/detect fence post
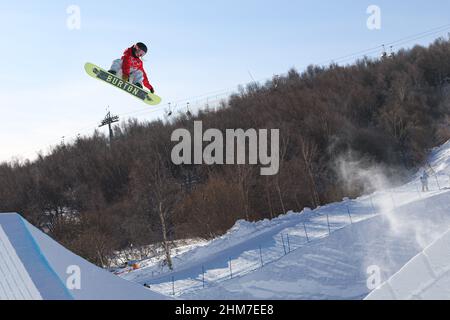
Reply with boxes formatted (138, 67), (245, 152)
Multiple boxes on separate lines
(303, 221), (310, 243)
(172, 276), (175, 296)
(281, 234), (287, 255)
(434, 173), (441, 190)
(347, 205), (353, 225)
(326, 213), (331, 235)
(229, 258), (233, 279)
(202, 265), (205, 288)
(259, 245), (264, 268)
(428, 163), (441, 190)
(287, 234), (291, 253)
(370, 195), (376, 215)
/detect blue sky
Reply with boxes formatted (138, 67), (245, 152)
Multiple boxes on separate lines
(1, 1), (450, 162)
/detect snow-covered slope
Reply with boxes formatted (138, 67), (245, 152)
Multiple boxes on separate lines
(0, 212), (168, 300)
(365, 229), (450, 300)
(0, 214), (69, 300)
(119, 140), (450, 299)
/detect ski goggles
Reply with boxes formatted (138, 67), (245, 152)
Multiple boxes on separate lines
(134, 45), (147, 57)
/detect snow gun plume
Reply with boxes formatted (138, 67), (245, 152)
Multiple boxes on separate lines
(335, 151), (394, 196)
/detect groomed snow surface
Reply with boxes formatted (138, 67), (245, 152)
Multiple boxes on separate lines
(365, 229), (450, 300)
(0, 213), (168, 300)
(118, 140), (450, 300)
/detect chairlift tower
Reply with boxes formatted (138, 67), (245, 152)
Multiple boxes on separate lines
(99, 110), (119, 143)
(381, 44), (388, 59)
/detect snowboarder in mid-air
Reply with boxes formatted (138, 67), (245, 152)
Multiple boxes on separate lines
(84, 42), (161, 105)
(108, 42), (155, 93)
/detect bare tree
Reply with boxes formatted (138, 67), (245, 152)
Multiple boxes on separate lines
(299, 136), (320, 207)
(264, 176), (275, 219)
(233, 165), (254, 221)
(273, 129), (290, 214)
(146, 153), (180, 270)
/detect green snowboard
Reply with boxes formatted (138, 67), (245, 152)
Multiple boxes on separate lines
(84, 62), (161, 106)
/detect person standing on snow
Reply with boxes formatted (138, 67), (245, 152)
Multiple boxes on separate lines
(108, 42), (155, 93)
(420, 170), (429, 192)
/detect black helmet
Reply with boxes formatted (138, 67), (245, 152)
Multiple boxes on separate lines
(136, 42), (148, 53)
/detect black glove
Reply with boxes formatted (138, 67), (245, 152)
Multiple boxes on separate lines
(150, 88), (155, 94)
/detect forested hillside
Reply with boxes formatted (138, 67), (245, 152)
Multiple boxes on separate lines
(1, 38), (450, 266)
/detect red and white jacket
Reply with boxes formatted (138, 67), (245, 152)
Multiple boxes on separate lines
(121, 47), (153, 91)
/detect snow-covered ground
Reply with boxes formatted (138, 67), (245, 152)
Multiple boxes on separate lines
(110, 238), (210, 272)
(118, 141), (450, 299)
(0, 212), (168, 300)
(366, 228), (450, 300)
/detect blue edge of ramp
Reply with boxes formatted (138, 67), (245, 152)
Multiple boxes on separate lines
(0, 213), (73, 300)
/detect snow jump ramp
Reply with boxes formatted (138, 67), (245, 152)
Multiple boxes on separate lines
(365, 228), (450, 300)
(0, 212), (168, 300)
